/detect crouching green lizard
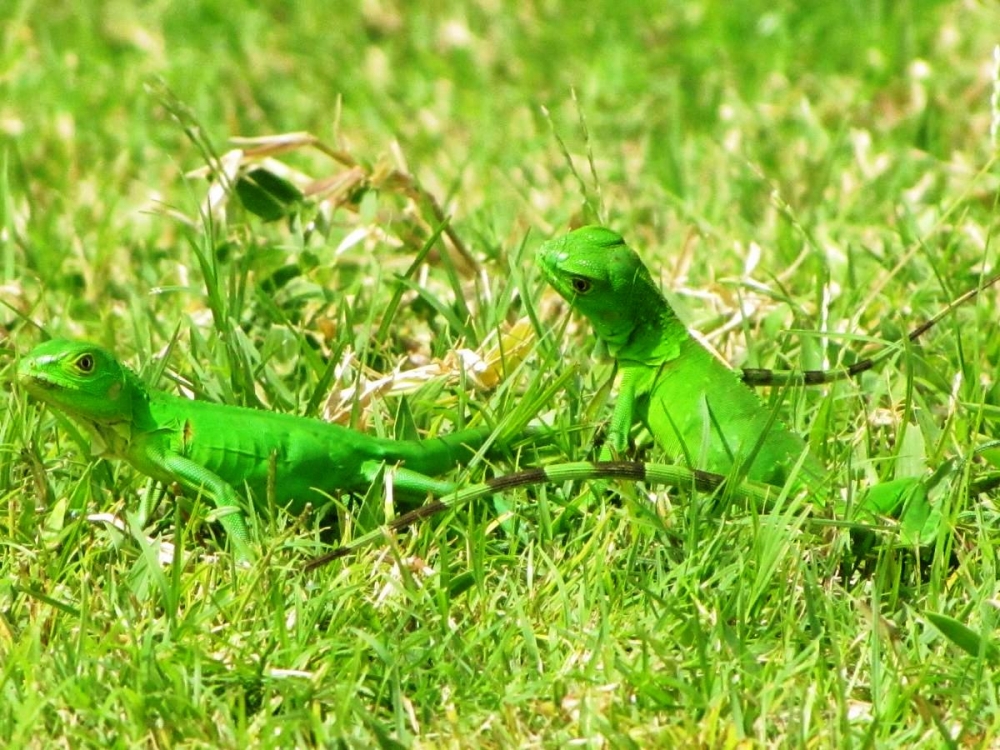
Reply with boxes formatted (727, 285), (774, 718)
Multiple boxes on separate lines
(18, 339), (506, 561)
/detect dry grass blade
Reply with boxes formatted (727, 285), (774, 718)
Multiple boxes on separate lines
(184, 130), (481, 275)
(323, 317), (535, 424)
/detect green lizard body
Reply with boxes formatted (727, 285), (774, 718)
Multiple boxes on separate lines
(19, 339), (498, 560)
(538, 226), (826, 491)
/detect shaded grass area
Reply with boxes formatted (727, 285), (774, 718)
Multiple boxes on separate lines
(2, 0), (1000, 745)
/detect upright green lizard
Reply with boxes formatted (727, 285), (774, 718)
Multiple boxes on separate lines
(18, 339), (506, 561)
(538, 226), (1000, 512)
(538, 225), (826, 491)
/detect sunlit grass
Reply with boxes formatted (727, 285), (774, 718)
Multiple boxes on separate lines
(2, 0), (1000, 746)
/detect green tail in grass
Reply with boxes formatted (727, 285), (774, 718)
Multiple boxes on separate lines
(304, 460), (782, 570)
(302, 458), (947, 570)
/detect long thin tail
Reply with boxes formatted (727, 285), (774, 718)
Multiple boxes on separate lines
(741, 269), (1000, 386)
(303, 461), (779, 571)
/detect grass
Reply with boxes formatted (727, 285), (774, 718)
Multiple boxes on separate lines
(3, 0), (1000, 746)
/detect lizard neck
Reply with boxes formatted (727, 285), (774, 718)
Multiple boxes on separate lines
(86, 368), (154, 458)
(604, 297), (686, 366)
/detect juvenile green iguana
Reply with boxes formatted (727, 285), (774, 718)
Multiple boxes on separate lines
(18, 339), (509, 561)
(539, 225), (827, 490)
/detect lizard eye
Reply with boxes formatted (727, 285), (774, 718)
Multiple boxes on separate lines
(570, 277), (592, 294)
(75, 354), (95, 373)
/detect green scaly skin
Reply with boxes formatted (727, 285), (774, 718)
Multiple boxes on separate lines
(19, 339), (503, 561)
(538, 225), (827, 492)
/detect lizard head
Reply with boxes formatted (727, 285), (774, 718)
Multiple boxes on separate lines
(18, 339), (135, 425)
(537, 226), (664, 349)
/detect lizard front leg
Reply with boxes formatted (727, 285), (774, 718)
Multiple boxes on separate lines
(601, 366), (639, 460)
(154, 450), (256, 562)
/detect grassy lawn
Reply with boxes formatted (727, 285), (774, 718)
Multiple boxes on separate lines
(3, 0), (1000, 746)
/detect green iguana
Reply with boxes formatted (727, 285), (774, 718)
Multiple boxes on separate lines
(538, 225), (827, 490)
(538, 226), (1000, 517)
(18, 339), (508, 561)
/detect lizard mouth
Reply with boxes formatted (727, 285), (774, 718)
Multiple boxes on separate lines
(18, 372), (63, 397)
(19, 372), (47, 387)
